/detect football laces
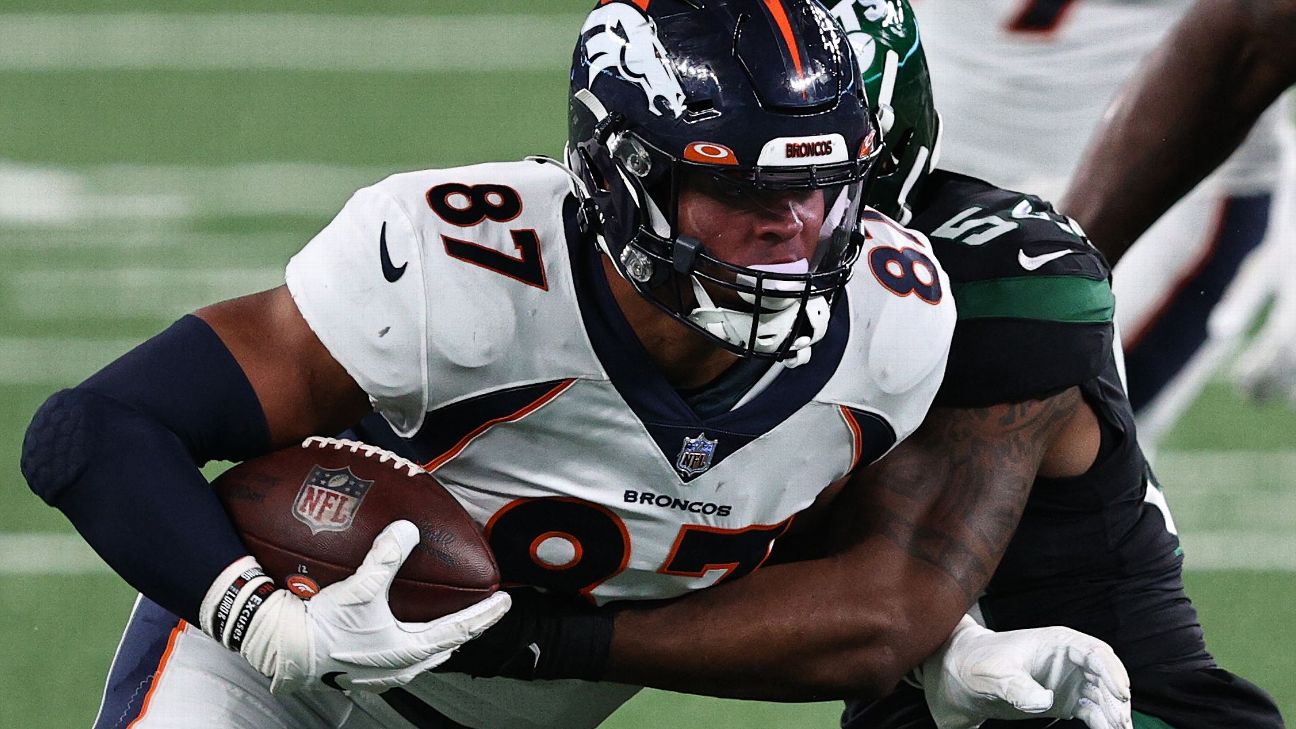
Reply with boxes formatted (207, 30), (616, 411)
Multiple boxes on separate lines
(301, 436), (426, 478)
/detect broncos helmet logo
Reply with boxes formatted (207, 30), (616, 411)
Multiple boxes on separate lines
(581, 3), (686, 118)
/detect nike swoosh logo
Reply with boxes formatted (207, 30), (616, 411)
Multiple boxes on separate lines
(1018, 248), (1076, 271)
(379, 222), (407, 282)
(321, 671), (348, 691)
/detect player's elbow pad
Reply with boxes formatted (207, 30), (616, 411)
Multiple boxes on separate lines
(21, 314), (272, 504)
(21, 388), (103, 505)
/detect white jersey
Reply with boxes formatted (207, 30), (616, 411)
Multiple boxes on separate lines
(282, 160), (956, 728)
(915, 0), (1285, 201)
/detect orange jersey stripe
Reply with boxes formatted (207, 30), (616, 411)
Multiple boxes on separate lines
(838, 405), (864, 472)
(421, 379), (577, 471)
(762, 0), (804, 77)
(126, 620), (187, 729)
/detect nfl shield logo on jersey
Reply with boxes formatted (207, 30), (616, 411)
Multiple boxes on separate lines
(676, 433), (718, 477)
(293, 465), (374, 535)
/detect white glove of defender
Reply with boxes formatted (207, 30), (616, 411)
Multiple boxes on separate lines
(238, 520), (511, 695)
(920, 614), (1133, 729)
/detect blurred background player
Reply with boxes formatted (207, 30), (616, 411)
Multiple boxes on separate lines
(912, 0), (1296, 455)
(827, 1), (1287, 725)
(1062, 0), (1296, 414)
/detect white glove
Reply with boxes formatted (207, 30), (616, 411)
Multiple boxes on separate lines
(206, 520), (511, 695)
(920, 614), (1132, 729)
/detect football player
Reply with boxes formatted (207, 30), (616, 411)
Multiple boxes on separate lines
(1061, 0), (1296, 410)
(828, 1), (1285, 726)
(913, 0), (1296, 454)
(20, 2), (1131, 729)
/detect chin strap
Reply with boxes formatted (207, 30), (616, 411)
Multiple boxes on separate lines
(686, 273), (830, 368)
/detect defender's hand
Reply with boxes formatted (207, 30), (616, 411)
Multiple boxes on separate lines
(920, 615), (1132, 729)
(239, 520), (511, 694)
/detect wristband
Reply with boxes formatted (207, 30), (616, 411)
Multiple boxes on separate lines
(200, 555), (276, 649)
(437, 589), (614, 681)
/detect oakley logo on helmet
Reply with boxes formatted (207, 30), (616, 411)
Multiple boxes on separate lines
(581, 3), (686, 118)
(683, 142), (739, 166)
(758, 134), (849, 166)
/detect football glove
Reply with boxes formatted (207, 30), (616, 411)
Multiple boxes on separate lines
(919, 614), (1132, 729)
(202, 520), (511, 694)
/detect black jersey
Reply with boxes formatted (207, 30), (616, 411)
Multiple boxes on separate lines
(909, 170), (1210, 671)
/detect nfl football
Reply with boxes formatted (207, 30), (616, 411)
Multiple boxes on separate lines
(211, 436), (499, 623)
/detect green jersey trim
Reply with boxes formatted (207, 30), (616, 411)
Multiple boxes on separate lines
(952, 276), (1114, 324)
(1133, 711), (1178, 729)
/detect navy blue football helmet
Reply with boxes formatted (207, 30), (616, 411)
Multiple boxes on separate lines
(566, 0), (880, 364)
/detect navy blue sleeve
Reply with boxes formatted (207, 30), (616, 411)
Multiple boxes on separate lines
(21, 315), (271, 624)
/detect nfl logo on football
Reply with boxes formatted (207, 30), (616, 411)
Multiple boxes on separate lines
(293, 465), (374, 535)
(676, 433), (718, 477)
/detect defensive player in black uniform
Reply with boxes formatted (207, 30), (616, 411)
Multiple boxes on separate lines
(832, 1), (1285, 726)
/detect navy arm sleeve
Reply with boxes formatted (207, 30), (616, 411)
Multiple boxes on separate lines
(20, 315), (270, 624)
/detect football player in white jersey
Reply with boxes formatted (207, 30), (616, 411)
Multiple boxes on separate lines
(22, 2), (1132, 729)
(914, 0), (1296, 453)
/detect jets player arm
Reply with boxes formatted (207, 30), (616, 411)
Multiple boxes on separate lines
(602, 390), (1081, 701)
(1062, 0), (1296, 263)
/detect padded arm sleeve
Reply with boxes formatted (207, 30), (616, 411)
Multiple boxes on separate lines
(20, 315), (270, 623)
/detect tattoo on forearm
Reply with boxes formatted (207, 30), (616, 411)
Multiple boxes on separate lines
(870, 389), (1083, 601)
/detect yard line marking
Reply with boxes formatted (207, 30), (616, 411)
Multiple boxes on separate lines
(0, 336), (160, 385)
(1179, 532), (1296, 572)
(0, 159), (387, 225)
(0, 534), (109, 575)
(0, 229), (308, 251)
(0, 13), (583, 72)
(1153, 450), (1296, 530)
(5, 267), (284, 322)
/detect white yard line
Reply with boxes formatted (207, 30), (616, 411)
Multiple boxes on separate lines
(0, 13), (583, 72)
(0, 533), (109, 575)
(0, 229), (309, 251)
(0, 160), (387, 225)
(2, 450), (1294, 575)
(4, 267), (284, 323)
(0, 336), (155, 385)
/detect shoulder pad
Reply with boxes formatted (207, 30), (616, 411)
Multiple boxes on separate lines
(910, 171), (1114, 326)
(823, 210), (955, 444)
(287, 160), (586, 435)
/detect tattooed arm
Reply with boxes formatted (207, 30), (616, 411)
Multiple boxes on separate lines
(601, 387), (1087, 701)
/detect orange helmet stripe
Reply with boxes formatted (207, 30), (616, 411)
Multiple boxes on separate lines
(761, 0), (804, 77)
(600, 0), (650, 9)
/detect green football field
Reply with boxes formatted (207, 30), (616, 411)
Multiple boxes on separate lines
(1, 3), (1292, 727)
